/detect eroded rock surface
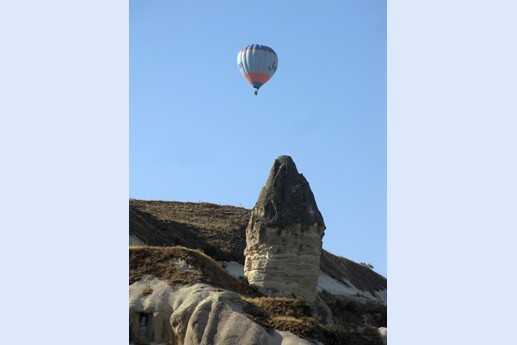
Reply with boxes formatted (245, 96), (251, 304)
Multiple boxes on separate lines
(129, 276), (320, 345)
(244, 156), (325, 302)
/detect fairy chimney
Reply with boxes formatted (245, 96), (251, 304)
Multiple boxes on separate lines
(244, 155), (325, 302)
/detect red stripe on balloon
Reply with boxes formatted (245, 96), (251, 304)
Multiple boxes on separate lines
(246, 73), (270, 84)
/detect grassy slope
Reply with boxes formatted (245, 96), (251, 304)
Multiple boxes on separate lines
(129, 246), (257, 296)
(130, 199), (248, 263)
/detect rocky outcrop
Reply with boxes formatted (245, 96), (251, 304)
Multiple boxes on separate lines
(128, 199), (387, 301)
(244, 156), (325, 302)
(129, 276), (321, 345)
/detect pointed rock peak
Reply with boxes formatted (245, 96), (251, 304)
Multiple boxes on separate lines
(269, 155), (299, 178)
(274, 155), (297, 169)
(255, 155), (325, 228)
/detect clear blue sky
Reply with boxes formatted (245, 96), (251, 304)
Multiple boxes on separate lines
(130, 0), (386, 277)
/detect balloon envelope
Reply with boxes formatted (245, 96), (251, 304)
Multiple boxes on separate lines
(237, 44), (278, 91)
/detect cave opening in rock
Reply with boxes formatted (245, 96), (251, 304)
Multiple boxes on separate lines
(130, 312), (153, 345)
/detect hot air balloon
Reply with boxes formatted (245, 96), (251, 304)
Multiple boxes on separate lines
(237, 44), (278, 95)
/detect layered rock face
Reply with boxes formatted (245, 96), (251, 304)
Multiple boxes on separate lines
(244, 156), (325, 302)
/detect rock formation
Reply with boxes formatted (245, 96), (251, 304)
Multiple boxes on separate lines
(244, 155), (325, 302)
(129, 198), (388, 304)
(129, 277), (320, 345)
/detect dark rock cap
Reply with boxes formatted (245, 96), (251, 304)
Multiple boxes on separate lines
(254, 155), (325, 227)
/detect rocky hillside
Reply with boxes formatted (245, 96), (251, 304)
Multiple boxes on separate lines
(129, 199), (386, 295)
(130, 245), (387, 344)
(129, 199), (387, 344)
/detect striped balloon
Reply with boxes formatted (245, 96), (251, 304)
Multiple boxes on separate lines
(237, 44), (278, 95)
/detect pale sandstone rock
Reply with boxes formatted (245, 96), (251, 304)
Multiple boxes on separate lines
(244, 156), (325, 302)
(129, 277), (320, 345)
(378, 327), (387, 345)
